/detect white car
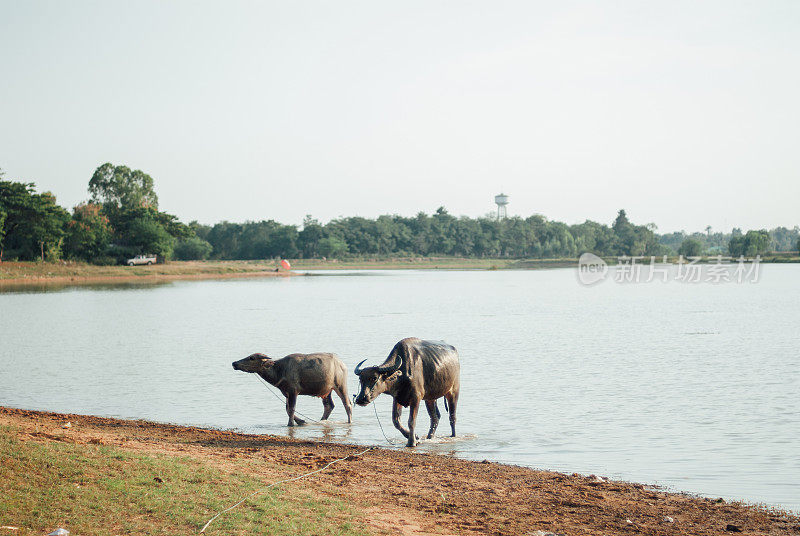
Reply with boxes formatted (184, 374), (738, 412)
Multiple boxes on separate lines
(127, 254), (157, 266)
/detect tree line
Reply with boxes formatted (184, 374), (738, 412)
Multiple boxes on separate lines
(1, 164), (797, 263)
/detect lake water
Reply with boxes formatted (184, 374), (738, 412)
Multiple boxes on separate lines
(1, 267), (798, 512)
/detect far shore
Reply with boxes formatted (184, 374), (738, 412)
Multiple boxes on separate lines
(0, 257), (560, 287)
(0, 260), (297, 287)
(1, 255), (798, 288)
(1, 406), (796, 535)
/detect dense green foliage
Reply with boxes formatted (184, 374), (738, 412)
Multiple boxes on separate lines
(0, 165), (797, 263)
(0, 179), (69, 261)
(63, 202), (112, 260)
(1, 165), (193, 263)
(192, 209), (665, 260)
(88, 163), (159, 209)
(191, 209), (797, 260)
(728, 230), (771, 257)
(678, 238), (703, 257)
(173, 236), (214, 260)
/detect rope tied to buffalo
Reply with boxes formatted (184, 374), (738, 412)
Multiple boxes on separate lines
(253, 374), (322, 424)
(255, 373), (398, 445)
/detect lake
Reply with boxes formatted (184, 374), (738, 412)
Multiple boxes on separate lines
(1, 266), (798, 512)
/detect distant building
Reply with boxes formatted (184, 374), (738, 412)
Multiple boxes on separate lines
(495, 193), (509, 219)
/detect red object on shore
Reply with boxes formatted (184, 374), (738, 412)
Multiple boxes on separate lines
(280, 259), (291, 270)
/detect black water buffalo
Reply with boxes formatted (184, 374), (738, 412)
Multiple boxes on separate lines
(232, 352), (353, 426)
(354, 337), (460, 447)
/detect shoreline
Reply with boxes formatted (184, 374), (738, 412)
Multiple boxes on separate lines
(0, 260), (299, 288)
(0, 258), (547, 288)
(0, 268), (297, 288)
(2, 256), (798, 288)
(0, 255), (800, 288)
(1, 406), (796, 535)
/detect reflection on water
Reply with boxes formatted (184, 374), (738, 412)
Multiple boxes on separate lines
(284, 421), (354, 443)
(0, 280), (172, 294)
(1, 267), (799, 512)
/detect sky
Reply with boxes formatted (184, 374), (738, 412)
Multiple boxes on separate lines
(1, 1), (798, 233)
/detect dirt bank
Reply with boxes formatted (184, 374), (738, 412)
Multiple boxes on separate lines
(1, 407), (796, 535)
(0, 260), (297, 288)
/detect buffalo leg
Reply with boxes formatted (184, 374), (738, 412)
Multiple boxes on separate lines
(321, 393), (335, 420)
(424, 400), (440, 439)
(333, 385), (353, 423)
(445, 391), (458, 437)
(391, 401), (411, 439)
(406, 398), (420, 447)
(285, 393), (305, 426)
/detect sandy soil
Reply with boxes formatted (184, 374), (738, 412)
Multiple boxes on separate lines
(1, 407), (797, 536)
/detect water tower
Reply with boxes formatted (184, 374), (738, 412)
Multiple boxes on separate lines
(495, 193), (509, 220)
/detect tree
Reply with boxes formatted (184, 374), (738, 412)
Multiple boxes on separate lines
(0, 207), (6, 262)
(125, 216), (175, 257)
(298, 215), (325, 258)
(188, 221), (212, 241)
(317, 236), (348, 258)
(769, 226), (800, 251)
(0, 181), (35, 261)
(430, 207), (457, 254)
(32, 192), (70, 261)
(100, 204), (190, 261)
(88, 163), (159, 209)
(64, 202), (112, 261)
(0, 171), (4, 260)
(608, 209), (662, 256)
(678, 238), (703, 257)
(0, 181), (69, 261)
(205, 221), (243, 259)
(729, 230), (771, 257)
(173, 236), (213, 260)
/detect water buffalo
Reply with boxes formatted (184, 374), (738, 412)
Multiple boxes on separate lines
(354, 337), (460, 447)
(232, 352), (353, 426)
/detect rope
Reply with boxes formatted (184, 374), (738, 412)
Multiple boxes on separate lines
(253, 375), (322, 424)
(198, 375), (423, 533)
(256, 374), (401, 445)
(373, 401), (402, 446)
(199, 445), (375, 533)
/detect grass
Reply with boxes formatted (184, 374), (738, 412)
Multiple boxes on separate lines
(0, 426), (370, 536)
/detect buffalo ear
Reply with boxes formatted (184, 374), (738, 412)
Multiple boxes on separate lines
(384, 369), (409, 381)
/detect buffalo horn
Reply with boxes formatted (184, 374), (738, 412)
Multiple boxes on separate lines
(354, 359), (368, 375)
(376, 354), (402, 375)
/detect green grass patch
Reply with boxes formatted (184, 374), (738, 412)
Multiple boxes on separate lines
(0, 427), (370, 536)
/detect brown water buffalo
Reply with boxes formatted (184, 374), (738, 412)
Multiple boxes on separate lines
(232, 352), (353, 426)
(354, 337), (460, 447)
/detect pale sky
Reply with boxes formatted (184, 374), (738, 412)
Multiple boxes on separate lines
(1, 1), (798, 233)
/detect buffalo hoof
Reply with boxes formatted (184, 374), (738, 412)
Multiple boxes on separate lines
(294, 418), (306, 425)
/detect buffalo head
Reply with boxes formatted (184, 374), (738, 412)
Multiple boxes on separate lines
(353, 356), (403, 406)
(232, 353), (274, 374)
